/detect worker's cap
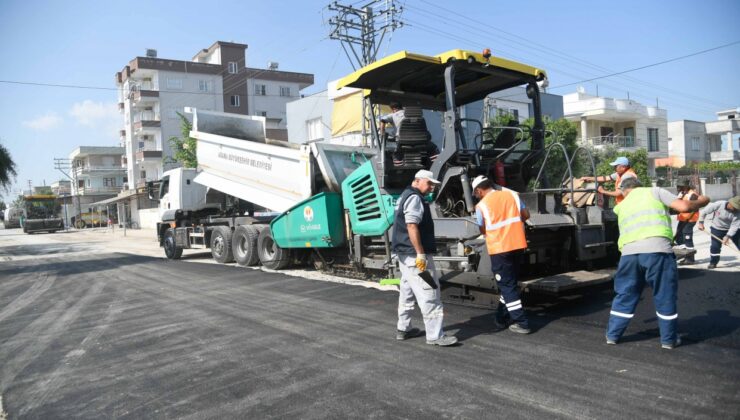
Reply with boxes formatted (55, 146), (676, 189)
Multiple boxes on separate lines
(471, 175), (489, 190)
(729, 196), (740, 209)
(414, 169), (441, 184)
(609, 156), (630, 166)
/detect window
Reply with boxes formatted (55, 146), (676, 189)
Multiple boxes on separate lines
(254, 83), (266, 96)
(230, 95), (240, 107)
(103, 178), (116, 187)
(140, 170), (147, 179)
(86, 179), (91, 187)
(78, 180), (85, 188)
(691, 136), (701, 151)
(280, 86), (291, 97)
(648, 128), (659, 152)
(138, 141), (145, 150)
(228, 61), (238, 74)
(257, 111), (267, 117)
(497, 108), (518, 121)
(306, 118), (323, 141)
(159, 176), (169, 199)
(623, 127), (635, 147)
(198, 80), (210, 92)
(166, 78), (182, 89)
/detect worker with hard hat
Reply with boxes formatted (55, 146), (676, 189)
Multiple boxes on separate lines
(580, 156), (637, 205)
(471, 175), (531, 334)
(606, 177), (709, 349)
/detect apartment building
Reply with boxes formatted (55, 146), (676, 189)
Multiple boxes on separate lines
(115, 41), (314, 192)
(657, 108), (739, 168)
(69, 146), (126, 198)
(50, 180), (71, 197)
(563, 88), (669, 174)
(705, 108), (740, 162)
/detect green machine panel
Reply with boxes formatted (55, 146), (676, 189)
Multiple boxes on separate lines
(341, 161), (394, 236)
(271, 192), (345, 248)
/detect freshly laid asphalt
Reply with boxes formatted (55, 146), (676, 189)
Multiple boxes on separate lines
(0, 230), (738, 419)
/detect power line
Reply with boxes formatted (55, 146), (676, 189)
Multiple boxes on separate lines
(549, 40), (740, 89)
(406, 1), (736, 112)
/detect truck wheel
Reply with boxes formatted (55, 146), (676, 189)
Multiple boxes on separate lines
(210, 226), (234, 264)
(233, 225), (260, 266)
(164, 228), (183, 260)
(257, 226), (291, 270)
(75, 220), (86, 229)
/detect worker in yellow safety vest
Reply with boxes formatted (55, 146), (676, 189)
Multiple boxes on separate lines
(472, 175), (531, 334)
(606, 177), (709, 349)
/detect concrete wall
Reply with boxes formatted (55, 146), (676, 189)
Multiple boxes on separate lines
(249, 79), (304, 130)
(286, 92), (332, 144)
(137, 208), (159, 229)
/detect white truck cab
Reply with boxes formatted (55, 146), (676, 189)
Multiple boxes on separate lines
(158, 168), (220, 220)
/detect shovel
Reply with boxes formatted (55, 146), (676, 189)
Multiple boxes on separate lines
(418, 270), (438, 289)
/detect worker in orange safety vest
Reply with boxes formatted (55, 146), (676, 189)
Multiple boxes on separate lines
(472, 175), (531, 334)
(580, 156), (636, 205)
(673, 179), (700, 265)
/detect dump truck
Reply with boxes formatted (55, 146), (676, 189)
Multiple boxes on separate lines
(153, 49), (623, 307)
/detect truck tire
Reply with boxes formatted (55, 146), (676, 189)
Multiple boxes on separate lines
(210, 226), (234, 264)
(257, 226), (291, 270)
(74, 219), (86, 229)
(163, 228), (183, 260)
(233, 225), (260, 266)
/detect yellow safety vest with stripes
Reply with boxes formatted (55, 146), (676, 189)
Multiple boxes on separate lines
(613, 187), (673, 251)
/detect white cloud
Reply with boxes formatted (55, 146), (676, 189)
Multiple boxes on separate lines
(22, 112), (63, 131)
(69, 100), (118, 127)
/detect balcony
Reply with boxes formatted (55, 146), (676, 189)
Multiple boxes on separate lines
(73, 165), (126, 177)
(133, 114), (161, 132)
(119, 129), (126, 137)
(705, 119), (740, 134)
(75, 186), (123, 196)
(131, 89), (160, 104)
(710, 150), (740, 161)
(121, 156), (128, 168)
(136, 150), (163, 162)
(580, 135), (638, 150)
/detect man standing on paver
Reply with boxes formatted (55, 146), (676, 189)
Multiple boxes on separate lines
(697, 195), (740, 269)
(580, 156), (636, 205)
(471, 175), (531, 334)
(391, 170), (458, 346)
(606, 177), (709, 349)
(674, 179), (700, 265)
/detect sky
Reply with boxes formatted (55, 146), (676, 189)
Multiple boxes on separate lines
(1, 0), (739, 201)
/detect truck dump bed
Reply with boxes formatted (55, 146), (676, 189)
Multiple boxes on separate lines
(190, 108), (376, 213)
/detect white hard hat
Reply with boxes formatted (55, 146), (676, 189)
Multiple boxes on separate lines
(414, 169), (441, 184)
(471, 175), (488, 190)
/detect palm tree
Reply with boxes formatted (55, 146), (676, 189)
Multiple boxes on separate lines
(0, 142), (17, 191)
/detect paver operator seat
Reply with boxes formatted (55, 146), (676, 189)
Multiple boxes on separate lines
(394, 106), (431, 169)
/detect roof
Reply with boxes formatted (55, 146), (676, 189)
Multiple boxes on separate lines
(335, 49), (546, 110)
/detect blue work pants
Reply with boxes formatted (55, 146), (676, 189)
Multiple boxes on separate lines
(491, 252), (529, 329)
(709, 227), (740, 265)
(606, 253), (678, 345)
(674, 221), (695, 248)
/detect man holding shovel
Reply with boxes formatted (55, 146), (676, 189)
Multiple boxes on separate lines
(698, 195), (740, 269)
(674, 180), (700, 265)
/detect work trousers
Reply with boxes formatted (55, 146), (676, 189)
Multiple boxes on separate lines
(396, 254), (444, 341)
(675, 221), (696, 248)
(491, 251), (529, 329)
(709, 227), (740, 265)
(606, 253), (678, 345)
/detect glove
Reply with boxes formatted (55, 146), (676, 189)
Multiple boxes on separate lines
(415, 254), (427, 272)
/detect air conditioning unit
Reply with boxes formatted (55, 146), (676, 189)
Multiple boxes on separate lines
(268, 61), (279, 70)
(146, 49), (157, 58)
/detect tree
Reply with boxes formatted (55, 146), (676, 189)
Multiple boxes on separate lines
(0, 141), (17, 192)
(167, 112), (197, 168)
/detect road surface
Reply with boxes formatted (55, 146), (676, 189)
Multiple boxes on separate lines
(0, 227), (738, 419)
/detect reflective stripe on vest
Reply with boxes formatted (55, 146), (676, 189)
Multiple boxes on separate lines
(476, 188), (527, 255)
(614, 169), (636, 204)
(613, 188), (673, 250)
(677, 190), (699, 222)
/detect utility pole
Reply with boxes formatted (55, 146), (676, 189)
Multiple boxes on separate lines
(54, 158), (81, 228)
(327, 0), (403, 146)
